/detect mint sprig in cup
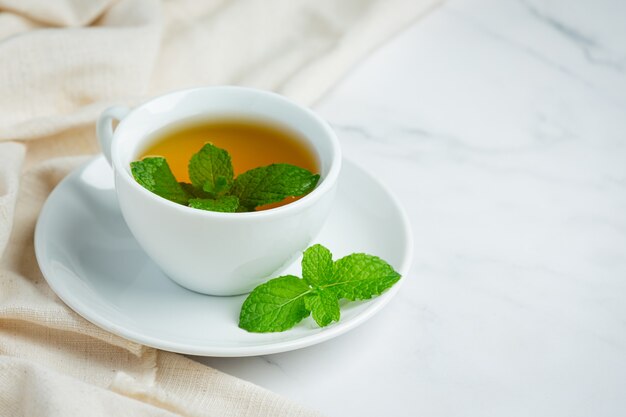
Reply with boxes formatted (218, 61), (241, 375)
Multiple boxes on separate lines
(130, 143), (320, 213)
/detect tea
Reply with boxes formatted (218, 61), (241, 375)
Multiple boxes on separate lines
(140, 117), (319, 210)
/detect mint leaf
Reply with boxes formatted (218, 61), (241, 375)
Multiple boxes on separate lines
(231, 164), (320, 210)
(325, 253), (401, 300)
(239, 275), (311, 332)
(188, 143), (234, 195)
(304, 288), (340, 327)
(179, 182), (212, 199)
(131, 157), (190, 205)
(189, 196), (239, 213)
(302, 244), (334, 286)
(205, 176), (230, 195)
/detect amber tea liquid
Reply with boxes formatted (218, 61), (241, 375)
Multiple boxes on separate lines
(140, 118), (319, 210)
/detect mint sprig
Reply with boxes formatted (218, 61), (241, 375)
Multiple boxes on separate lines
(131, 143), (319, 212)
(239, 244), (401, 333)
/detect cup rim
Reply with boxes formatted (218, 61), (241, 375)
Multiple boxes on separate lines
(111, 86), (342, 219)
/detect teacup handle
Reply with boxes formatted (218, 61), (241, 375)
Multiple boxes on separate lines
(96, 106), (131, 166)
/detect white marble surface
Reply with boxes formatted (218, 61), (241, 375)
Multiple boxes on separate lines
(196, 0), (626, 415)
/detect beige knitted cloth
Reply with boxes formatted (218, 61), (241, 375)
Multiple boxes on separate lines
(0, 0), (438, 415)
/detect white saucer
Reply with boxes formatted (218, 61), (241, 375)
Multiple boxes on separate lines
(34, 156), (413, 357)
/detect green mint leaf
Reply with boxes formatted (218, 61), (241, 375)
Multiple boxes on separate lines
(325, 253), (401, 301)
(188, 143), (234, 195)
(304, 288), (340, 327)
(302, 244), (334, 286)
(203, 175), (230, 196)
(231, 164), (320, 210)
(239, 275), (312, 333)
(188, 196), (239, 213)
(179, 182), (212, 199)
(131, 157), (190, 205)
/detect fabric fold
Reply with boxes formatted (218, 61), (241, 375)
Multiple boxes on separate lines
(0, 0), (162, 141)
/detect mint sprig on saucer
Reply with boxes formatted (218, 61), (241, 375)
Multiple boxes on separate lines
(239, 244), (401, 333)
(130, 143), (320, 212)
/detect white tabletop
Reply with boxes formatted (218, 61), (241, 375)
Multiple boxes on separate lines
(196, 0), (626, 415)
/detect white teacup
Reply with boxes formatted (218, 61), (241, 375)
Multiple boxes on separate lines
(96, 86), (341, 296)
